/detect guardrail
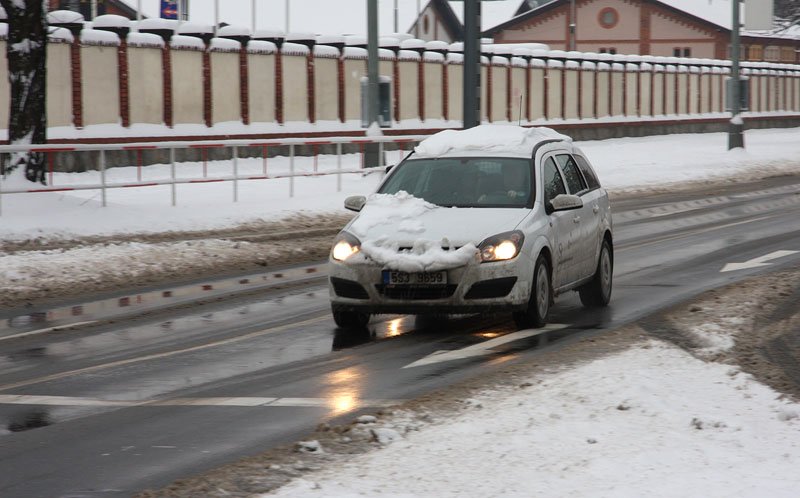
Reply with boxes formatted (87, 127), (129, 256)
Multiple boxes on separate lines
(0, 135), (427, 215)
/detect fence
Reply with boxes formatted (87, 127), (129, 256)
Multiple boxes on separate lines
(2, 30), (800, 136)
(0, 135), (426, 216)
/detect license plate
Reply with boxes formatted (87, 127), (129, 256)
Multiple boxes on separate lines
(382, 270), (447, 285)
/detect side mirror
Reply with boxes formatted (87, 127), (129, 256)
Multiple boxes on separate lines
(344, 195), (366, 212)
(549, 194), (583, 213)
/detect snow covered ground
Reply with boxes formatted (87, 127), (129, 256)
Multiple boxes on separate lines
(1, 127), (798, 307)
(267, 338), (800, 498)
(0, 127), (799, 240)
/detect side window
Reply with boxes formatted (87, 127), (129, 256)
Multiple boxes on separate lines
(542, 157), (567, 204)
(574, 155), (601, 190)
(555, 154), (588, 195)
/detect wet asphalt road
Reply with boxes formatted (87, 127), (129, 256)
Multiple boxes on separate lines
(1, 175), (800, 497)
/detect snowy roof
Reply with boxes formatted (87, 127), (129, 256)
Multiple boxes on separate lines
(448, 0), (526, 31)
(414, 125), (570, 159)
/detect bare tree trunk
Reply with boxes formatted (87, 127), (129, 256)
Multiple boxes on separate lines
(0, 0), (47, 184)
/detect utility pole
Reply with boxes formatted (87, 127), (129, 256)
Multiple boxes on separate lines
(136, 0), (142, 23)
(463, 0), (481, 128)
(252, 0), (256, 33)
(394, 0), (399, 33)
(728, 0), (744, 149)
(90, 0), (97, 20)
(367, 0), (379, 129)
(285, 0), (290, 33)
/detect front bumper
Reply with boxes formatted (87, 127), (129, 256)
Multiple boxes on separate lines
(328, 257), (533, 315)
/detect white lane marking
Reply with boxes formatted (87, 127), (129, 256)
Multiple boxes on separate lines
(0, 394), (402, 408)
(0, 320), (99, 343)
(403, 323), (569, 369)
(0, 315), (329, 392)
(720, 250), (800, 273)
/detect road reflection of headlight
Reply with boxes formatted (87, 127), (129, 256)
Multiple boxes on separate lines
(330, 393), (357, 414)
(387, 318), (402, 337)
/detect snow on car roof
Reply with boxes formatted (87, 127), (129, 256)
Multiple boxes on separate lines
(413, 125), (570, 159)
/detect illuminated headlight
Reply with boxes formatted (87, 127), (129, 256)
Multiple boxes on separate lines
(331, 231), (361, 262)
(478, 231), (525, 262)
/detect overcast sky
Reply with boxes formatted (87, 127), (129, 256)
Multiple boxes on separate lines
(130, 0), (426, 36)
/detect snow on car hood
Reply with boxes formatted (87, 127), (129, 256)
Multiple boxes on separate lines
(347, 192), (529, 271)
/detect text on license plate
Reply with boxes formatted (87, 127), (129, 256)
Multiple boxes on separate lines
(383, 270), (447, 285)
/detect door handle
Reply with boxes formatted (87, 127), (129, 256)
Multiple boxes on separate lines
(593, 205), (600, 214)
(573, 216), (581, 224)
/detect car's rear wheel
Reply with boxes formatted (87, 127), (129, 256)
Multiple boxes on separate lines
(332, 307), (370, 329)
(578, 240), (613, 307)
(513, 255), (550, 329)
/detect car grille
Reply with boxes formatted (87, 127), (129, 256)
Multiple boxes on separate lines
(330, 277), (370, 299)
(375, 284), (458, 300)
(464, 277), (518, 299)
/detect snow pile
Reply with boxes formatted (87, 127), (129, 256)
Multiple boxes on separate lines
(359, 238), (478, 272)
(349, 192), (438, 238)
(127, 32), (164, 48)
(687, 322), (736, 354)
(347, 192), (479, 271)
(414, 125), (570, 158)
(80, 29), (120, 45)
(209, 38), (241, 51)
(0, 239), (258, 299)
(47, 10), (84, 24)
(269, 341), (800, 498)
(217, 25), (251, 37)
(92, 15), (130, 29)
(170, 35), (206, 50)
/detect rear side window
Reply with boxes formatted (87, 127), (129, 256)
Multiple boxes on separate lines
(574, 155), (601, 190)
(542, 157), (567, 204)
(555, 154), (588, 195)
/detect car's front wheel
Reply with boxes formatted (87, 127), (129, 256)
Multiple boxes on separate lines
(578, 239), (613, 307)
(332, 307), (370, 329)
(513, 255), (550, 329)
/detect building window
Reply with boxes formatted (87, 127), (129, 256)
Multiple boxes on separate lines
(423, 15), (430, 35)
(683, 48), (691, 57)
(749, 45), (763, 61)
(764, 46), (780, 61)
(673, 48), (681, 57)
(608, 48), (617, 55)
(597, 7), (619, 29)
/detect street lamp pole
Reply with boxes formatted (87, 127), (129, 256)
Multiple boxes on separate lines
(367, 0), (379, 129)
(463, 0), (482, 128)
(728, 0), (744, 149)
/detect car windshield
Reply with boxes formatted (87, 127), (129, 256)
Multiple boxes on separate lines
(379, 157), (534, 208)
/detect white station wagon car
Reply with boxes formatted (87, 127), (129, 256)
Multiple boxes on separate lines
(328, 125), (613, 329)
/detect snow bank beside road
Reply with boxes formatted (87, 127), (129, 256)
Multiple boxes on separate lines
(269, 340), (800, 498)
(0, 128), (798, 241)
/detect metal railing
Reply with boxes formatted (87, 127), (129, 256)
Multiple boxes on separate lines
(0, 135), (427, 215)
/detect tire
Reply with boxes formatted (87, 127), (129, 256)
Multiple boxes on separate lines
(332, 307), (370, 329)
(513, 255), (551, 329)
(578, 240), (613, 307)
